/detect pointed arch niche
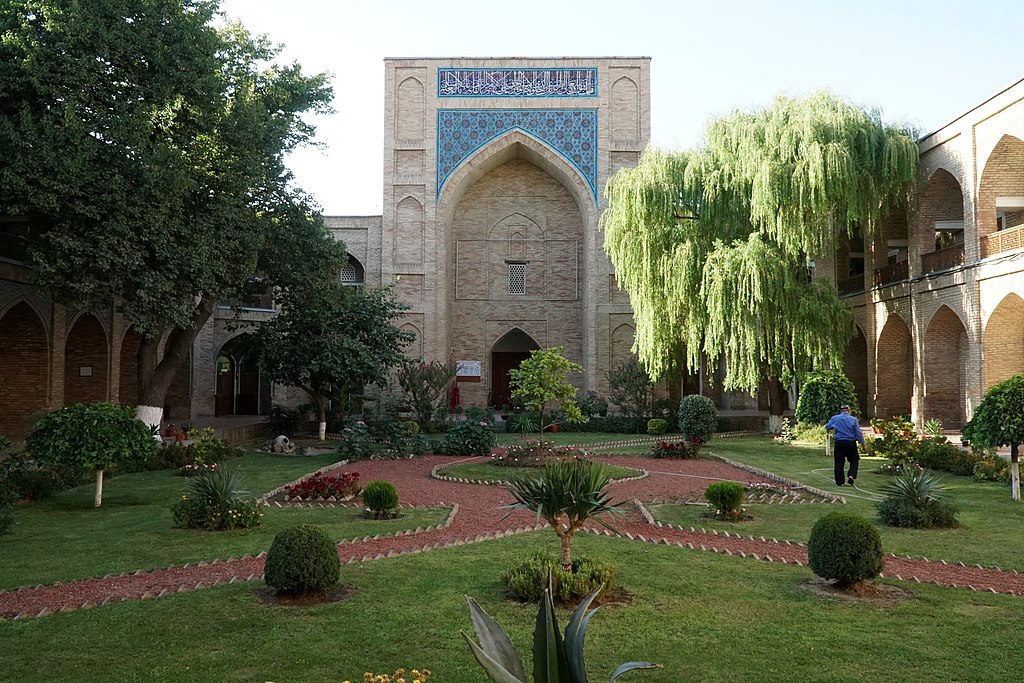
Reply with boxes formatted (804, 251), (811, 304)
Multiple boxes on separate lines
(923, 306), (969, 428)
(979, 134), (1024, 256)
(983, 293), (1024, 389)
(214, 334), (268, 417)
(0, 301), (49, 437)
(842, 326), (869, 417)
(917, 168), (966, 275)
(64, 313), (108, 405)
(874, 315), (913, 420)
(490, 328), (540, 409)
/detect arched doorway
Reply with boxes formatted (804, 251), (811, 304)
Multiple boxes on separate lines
(0, 301), (49, 437)
(843, 326), (870, 417)
(490, 328), (540, 409)
(214, 335), (269, 416)
(923, 306), (969, 428)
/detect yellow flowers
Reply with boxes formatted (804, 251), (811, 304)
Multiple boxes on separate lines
(358, 667), (431, 683)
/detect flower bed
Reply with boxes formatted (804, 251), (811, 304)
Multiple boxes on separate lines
(284, 471), (361, 500)
(651, 438), (702, 459)
(490, 440), (588, 467)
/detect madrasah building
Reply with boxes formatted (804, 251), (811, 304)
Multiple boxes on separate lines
(1, 57), (1023, 437)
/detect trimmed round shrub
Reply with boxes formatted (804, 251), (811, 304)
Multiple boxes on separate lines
(264, 524), (341, 595)
(794, 370), (860, 425)
(362, 479), (399, 519)
(441, 420), (496, 456)
(705, 481), (744, 512)
(501, 552), (616, 603)
(807, 512), (884, 585)
(646, 418), (668, 436)
(678, 395), (718, 444)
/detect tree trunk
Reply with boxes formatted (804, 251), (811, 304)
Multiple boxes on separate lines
(766, 376), (788, 433)
(94, 468), (104, 508)
(316, 394), (327, 442)
(560, 531), (573, 571)
(1011, 444), (1020, 502)
(135, 301), (215, 434)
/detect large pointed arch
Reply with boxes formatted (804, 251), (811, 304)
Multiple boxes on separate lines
(875, 314), (913, 420)
(978, 134), (1024, 250)
(437, 129), (597, 229)
(0, 301), (50, 437)
(923, 305), (970, 427)
(983, 292), (1024, 389)
(917, 167), (966, 274)
(64, 312), (108, 405)
(842, 325), (869, 417)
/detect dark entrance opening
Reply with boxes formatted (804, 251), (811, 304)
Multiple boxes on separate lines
(490, 328), (541, 408)
(214, 335), (270, 416)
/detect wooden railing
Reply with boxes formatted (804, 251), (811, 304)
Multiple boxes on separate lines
(921, 243), (964, 274)
(982, 225), (1024, 258)
(837, 273), (865, 295)
(873, 259), (908, 286)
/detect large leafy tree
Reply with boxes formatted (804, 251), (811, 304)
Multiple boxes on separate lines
(250, 282), (415, 441)
(509, 346), (585, 442)
(962, 373), (1024, 501)
(0, 1), (334, 427)
(602, 91), (918, 427)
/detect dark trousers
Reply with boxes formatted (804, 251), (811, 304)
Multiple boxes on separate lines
(834, 440), (860, 485)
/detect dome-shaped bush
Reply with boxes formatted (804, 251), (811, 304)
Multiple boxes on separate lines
(264, 524), (340, 594)
(362, 479), (399, 519)
(678, 395), (718, 444)
(807, 512), (883, 586)
(705, 481), (744, 512)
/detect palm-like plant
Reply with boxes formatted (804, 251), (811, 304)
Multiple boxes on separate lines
(880, 470), (944, 508)
(506, 459), (624, 571)
(186, 468), (247, 508)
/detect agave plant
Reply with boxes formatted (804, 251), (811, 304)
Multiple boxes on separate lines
(462, 575), (659, 683)
(185, 468), (247, 508)
(881, 470), (944, 508)
(505, 459), (624, 570)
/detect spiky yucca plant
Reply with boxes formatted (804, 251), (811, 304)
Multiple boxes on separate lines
(880, 470), (945, 508)
(505, 459), (623, 570)
(462, 575), (659, 683)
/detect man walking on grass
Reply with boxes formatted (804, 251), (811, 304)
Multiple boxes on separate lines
(825, 404), (864, 486)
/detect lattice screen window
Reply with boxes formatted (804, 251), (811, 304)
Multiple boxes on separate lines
(508, 263), (527, 295)
(341, 262), (358, 284)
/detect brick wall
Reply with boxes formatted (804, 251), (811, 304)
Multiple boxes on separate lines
(983, 293), (1024, 389)
(63, 314), (108, 406)
(843, 327), (870, 417)
(916, 168), (964, 257)
(0, 302), (49, 437)
(875, 314), (913, 419)
(977, 135), (1024, 239)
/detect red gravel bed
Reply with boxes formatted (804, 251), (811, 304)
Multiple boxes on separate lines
(2, 455), (1022, 619)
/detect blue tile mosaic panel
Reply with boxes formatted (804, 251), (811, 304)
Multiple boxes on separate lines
(437, 109), (597, 201)
(438, 68), (597, 98)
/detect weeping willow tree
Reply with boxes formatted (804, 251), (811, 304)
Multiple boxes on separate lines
(602, 91), (919, 426)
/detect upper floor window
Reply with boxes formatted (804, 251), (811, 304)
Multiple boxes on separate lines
(341, 255), (365, 286)
(508, 262), (526, 295)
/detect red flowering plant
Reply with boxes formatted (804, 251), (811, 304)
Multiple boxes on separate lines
(651, 438), (702, 459)
(284, 471), (361, 500)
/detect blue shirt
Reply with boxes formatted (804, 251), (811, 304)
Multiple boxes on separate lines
(826, 412), (864, 446)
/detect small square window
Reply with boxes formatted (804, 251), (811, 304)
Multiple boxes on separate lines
(508, 263), (526, 295)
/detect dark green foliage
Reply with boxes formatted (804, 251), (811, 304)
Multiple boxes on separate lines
(577, 392), (609, 419)
(501, 552), (616, 603)
(0, 466), (15, 535)
(507, 412), (539, 434)
(441, 420), (496, 456)
(396, 359), (458, 430)
(264, 524), (341, 595)
(807, 513), (884, 585)
(651, 439), (702, 459)
(705, 481), (744, 513)
(795, 370), (860, 424)
(646, 419), (667, 436)
(171, 469), (263, 531)
(915, 438), (978, 476)
(962, 372), (1024, 500)
(650, 398), (680, 432)
(362, 480), (399, 519)
(557, 415), (642, 433)
(267, 405), (311, 435)
(678, 394), (718, 444)
(869, 417), (918, 466)
(876, 472), (958, 529)
(606, 358), (653, 432)
(973, 456), (1010, 483)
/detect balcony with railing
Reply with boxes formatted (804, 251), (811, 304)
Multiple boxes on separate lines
(837, 273), (865, 295)
(0, 227), (34, 263)
(920, 243), (965, 275)
(982, 224), (1024, 258)
(873, 259), (908, 286)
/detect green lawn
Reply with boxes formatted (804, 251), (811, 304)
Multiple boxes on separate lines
(436, 460), (644, 483)
(653, 436), (1024, 571)
(2, 533), (1020, 682)
(0, 453), (448, 589)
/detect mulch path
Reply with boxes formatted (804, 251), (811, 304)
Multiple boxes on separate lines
(2, 454), (1023, 620)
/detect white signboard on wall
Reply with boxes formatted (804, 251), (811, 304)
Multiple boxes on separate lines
(456, 360), (481, 382)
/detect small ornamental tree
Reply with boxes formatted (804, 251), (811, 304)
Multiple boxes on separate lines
(509, 346), (585, 442)
(962, 373), (1024, 501)
(607, 358), (653, 433)
(396, 359), (458, 430)
(795, 370), (860, 425)
(25, 403), (157, 507)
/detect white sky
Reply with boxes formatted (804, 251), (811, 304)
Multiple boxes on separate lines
(219, 0), (1024, 215)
